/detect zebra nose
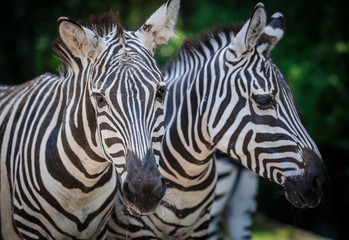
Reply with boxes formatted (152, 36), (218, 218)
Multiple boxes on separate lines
(304, 149), (330, 194)
(123, 180), (137, 203)
(123, 176), (166, 203)
(122, 175), (166, 214)
(310, 175), (321, 192)
(154, 177), (167, 200)
(284, 149), (330, 208)
(310, 172), (329, 194)
(122, 150), (166, 214)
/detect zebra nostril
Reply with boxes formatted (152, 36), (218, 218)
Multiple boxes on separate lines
(123, 181), (136, 203)
(310, 173), (330, 194)
(161, 177), (166, 187)
(156, 178), (167, 200)
(311, 176), (321, 192)
(150, 177), (167, 201)
(303, 148), (330, 194)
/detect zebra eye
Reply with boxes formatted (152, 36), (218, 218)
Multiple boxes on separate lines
(155, 86), (166, 103)
(92, 92), (108, 108)
(253, 94), (275, 109)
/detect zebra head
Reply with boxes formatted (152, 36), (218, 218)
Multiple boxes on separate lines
(212, 3), (329, 208)
(55, 0), (179, 214)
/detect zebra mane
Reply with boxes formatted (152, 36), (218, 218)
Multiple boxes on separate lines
(52, 10), (124, 76)
(81, 10), (124, 38)
(165, 24), (242, 69)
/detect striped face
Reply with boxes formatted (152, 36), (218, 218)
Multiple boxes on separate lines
(221, 53), (318, 182)
(55, 0), (179, 215)
(90, 32), (165, 179)
(212, 4), (329, 208)
(90, 34), (167, 214)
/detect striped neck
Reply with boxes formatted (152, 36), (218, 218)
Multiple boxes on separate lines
(161, 49), (232, 182)
(43, 71), (112, 190)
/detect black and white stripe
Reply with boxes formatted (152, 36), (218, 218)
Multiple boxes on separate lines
(107, 3), (329, 239)
(208, 152), (258, 240)
(0, 1), (179, 239)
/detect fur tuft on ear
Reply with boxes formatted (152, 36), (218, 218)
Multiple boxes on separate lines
(257, 12), (286, 56)
(58, 17), (103, 60)
(136, 0), (180, 55)
(232, 3), (266, 54)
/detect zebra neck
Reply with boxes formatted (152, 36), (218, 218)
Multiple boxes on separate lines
(61, 81), (110, 175)
(162, 58), (225, 180)
(161, 102), (215, 182)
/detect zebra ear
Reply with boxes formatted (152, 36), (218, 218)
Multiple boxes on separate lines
(233, 3), (266, 54)
(136, 0), (180, 55)
(256, 12), (286, 56)
(58, 17), (102, 60)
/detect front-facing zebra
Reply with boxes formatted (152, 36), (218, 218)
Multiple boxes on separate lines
(0, 0), (179, 239)
(108, 3), (329, 239)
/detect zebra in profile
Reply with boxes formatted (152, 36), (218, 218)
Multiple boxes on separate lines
(107, 2), (330, 239)
(0, 0), (179, 239)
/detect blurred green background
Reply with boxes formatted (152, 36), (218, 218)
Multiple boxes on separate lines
(0, 0), (347, 239)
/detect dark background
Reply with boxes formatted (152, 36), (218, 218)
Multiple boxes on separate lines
(1, 0), (347, 239)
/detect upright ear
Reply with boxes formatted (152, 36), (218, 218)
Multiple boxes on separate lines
(58, 17), (103, 60)
(232, 3), (266, 54)
(136, 0), (180, 55)
(256, 12), (286, 56)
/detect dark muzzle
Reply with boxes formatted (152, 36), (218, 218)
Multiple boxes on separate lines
(122, 150), (166, 214)
(284, 148), (330, 208)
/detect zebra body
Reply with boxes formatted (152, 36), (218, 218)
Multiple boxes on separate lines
(208, 152), (258, 239)
(1, 74), (119, 239)
(0, 1), (179, 239)
(108, 3), (329, 239)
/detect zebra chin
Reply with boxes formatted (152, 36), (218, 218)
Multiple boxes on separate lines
(283, 148), (330, 208)
(121, 150), (167, 215)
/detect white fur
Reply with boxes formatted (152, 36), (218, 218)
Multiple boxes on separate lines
(271, 12), (283, 19)
(263, 26), (284, 40)
(58, 18), (103, 60)
(257, 11), (285, 55)
(233, 3), (266, 54)
(136, 0), (180, 55)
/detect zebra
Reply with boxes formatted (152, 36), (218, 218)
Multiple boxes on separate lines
(209, 151), (259, 240)
(107, 3), (330, 239)
(0, 0), (179, 239)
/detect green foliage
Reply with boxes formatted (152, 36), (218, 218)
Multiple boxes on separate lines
(253, 227), (328, 240)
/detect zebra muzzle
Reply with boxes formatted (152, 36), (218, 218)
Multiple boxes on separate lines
(122, 150), (167, 214)
(283, 148), (330, 208)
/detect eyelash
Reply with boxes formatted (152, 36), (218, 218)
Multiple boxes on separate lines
(252, 94), (275, 109)
(155, 86), (167, 103)
(91, 92), (108, 107)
